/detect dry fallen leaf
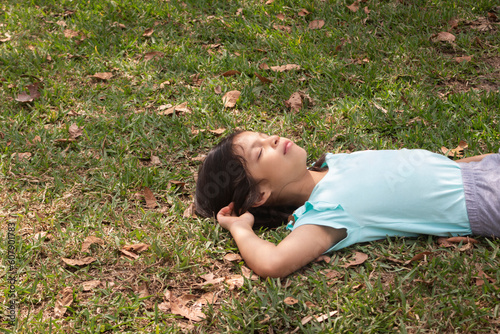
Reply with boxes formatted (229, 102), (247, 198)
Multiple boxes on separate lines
(221, 70), (241, 77)
(309, 20), (325, 30)
(255, 72), (273, 84)
(276, 13), (285, 20)
(445, 236), (478, 244)
(441, 140), (468, 158)
(224, 253), (243, 262)
(225, 275), (245, 290)
(144, 51), (164, 61)
(92, 72), (113, 81)
(298, 9), (310, 17)
(0, 33), (12, 43)
(143, 28), (154, 37)
(183, 202), (197, 218)
(11, 152), (32, 161)
(431, 31), (456, 43)
(61, 257), (97, 266)
(259, 63), (270, 70)
(301, 311), (338, 326)
(123, 243), (150, 253)
(64, 29), (80, 38)
(158, 102), (191, 116)
(16, 83), (41, 102)
(214, 85), (222, 94)
(143, 187), (158, 209)
(81, 236), (104, 253)
(455, 55), (472, 63)
(241, 266), (259, 280)
(222, 90), (240, 108)
(343, 252), (368, 268)
(347, 1), (360, 12)
(82, 280), (101, 291)
(68, 123), (83, 139)
(404, 251), (433, 265)
(54, 287), (73, 318)
(284, 297), (299, 305)
(285, 92), (303, 112)
(270, 64), (301, 72)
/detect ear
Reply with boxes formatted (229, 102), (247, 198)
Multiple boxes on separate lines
(252, 184), (271, 208)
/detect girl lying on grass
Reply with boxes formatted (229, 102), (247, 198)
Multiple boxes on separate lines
(195, 130), (500, 278)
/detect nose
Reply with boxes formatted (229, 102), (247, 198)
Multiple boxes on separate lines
(268, 135), (279, 148)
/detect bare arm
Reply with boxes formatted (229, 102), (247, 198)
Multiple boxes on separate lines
(217, 203), (345, 278)
(456, 154), (493, 163)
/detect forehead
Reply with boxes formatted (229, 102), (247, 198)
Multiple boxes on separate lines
(233, 131), (264, 154)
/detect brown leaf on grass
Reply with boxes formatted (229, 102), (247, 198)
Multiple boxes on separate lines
(225, 275), (244, 290)
(441, 140), (468, 158)
(276, 13), (285, 20)
(183, 202), (197, 218)
(0, 33), (12, 43)
(466, 17), (494, 32)
(347, 1), (360, 12)
(241, 266), (259, 280)
(143, 187), (158, 209)
(363, 6), (370, 14)
(92, 72), (113, 81)
(431, 31), (456, 43)
(455, 55), (472, 63)
(437, 237), (454, 248)
(349, 58), (370, 65)
(222, 90), (240, 108)
(445, 236), (479, 244)
(285, 92), (303, 112)
(404, 251), (432, 265)
(11, 152), (32, 161)
(196, 273), (225, 287)
(214, 85), (222, 94)
(265, 0), (275, 4)
(322, 269), (343, 280)
(221, 70), (241, 77)
(448, 18), (459, 30)
(16, 83), (41, 102)
(343, 251), (368, 268)
(309, 20), (325, 30)
(284, 297), (299, 305)
(120, 243), (150, 260)
(209, 128), (226, 136)
(158, 102), (191, 116)
(224, 253), (243, 262)
(64, 29), (81, 38)
(372, 102), (388, 113)
(259, 63), (270, 70)
(301, 311), (338, 325)
(123, 243), (150, 253)
(142, 28), (154, 37)
(144, 51), (164, 61)
(170, 299), (205, 322)
(255, 72), (272, 84)
(270, 64), (301, 72)
(273, 24), (292, 33)
(61, 257), (97, 266)
(68, 123), (83, 139)
(81, 236), (104, 253)
(196, 292), (217, 306)
(150, 155), (161, 166)
(82, 280), (101, 291)
(475, 270), (496, 286)
(298, 9), (310, 16)
(138, 283), (149, 299)
(54, 287), (73, 318)
(32, 231), (52, 241)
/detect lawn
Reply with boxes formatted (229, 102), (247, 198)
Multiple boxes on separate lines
(1, 0), (499, 332)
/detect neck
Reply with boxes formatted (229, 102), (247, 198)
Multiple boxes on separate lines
(274, 169), (327, 207)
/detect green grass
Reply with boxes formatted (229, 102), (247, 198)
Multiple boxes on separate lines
(1, 0), (499, 332)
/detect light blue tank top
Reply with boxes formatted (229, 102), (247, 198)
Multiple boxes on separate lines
(289, 150), (471, 252)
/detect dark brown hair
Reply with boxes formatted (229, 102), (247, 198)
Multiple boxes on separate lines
(195, 130), (327, 229)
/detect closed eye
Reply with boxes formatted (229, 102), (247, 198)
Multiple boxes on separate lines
(257, 148), (263, 160)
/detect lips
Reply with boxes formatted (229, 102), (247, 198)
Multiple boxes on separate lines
(284, 140), (293, 154)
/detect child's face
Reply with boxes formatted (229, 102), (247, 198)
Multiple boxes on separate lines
(233, 131), (308, 198)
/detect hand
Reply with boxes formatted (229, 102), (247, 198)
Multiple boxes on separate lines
(217, 203), (255, 232)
